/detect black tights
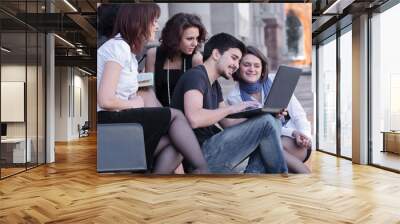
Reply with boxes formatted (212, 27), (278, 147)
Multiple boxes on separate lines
(153, 108), (208, 174)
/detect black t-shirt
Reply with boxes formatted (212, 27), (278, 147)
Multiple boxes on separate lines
(171, 65), (223, 145)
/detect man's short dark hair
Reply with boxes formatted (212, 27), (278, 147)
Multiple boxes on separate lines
(203, 33), (246, 61)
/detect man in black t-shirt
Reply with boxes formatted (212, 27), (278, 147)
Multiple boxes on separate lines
(171, 33), (288, 174)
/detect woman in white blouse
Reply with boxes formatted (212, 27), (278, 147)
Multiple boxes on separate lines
(97, 4), (208, 174)
(226, 46), (312, 173)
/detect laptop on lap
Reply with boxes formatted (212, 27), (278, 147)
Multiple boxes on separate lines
(227, 65), (301, 119)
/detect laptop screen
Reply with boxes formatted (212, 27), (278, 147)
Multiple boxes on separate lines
(264, 65), (301, 109)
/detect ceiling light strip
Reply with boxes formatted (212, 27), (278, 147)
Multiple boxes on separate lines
(323, 0), (342, 14)
(1, 47), (11, 53)
(322, 0), (355, 15)
(54, 34), (75, 48)
(78, 67), (92, 76)
(63, 0), (78, 12)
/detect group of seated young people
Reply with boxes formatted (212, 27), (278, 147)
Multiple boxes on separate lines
(97, 3), (312, 174)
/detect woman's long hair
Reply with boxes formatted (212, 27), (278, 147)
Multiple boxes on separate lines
(112, 3), (160, 54)
(159, 13), (207, 59)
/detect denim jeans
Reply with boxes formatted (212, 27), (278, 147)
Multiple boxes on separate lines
(201, 114), (288, 174)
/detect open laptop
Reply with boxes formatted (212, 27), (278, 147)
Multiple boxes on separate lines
(227, 65), (301, 119)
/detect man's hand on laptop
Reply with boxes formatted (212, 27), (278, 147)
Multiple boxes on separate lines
(228, 101), (260, 114)
(292, 130), (311, 149)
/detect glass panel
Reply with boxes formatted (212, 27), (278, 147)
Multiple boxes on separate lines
(371, 3), (400, 171)
(26, 0), (38, 169)
(27, 31), (38, 169)
(317, 37), (337, 154)
(0, 1), (46, 178)
(38, 32), (45, 165)
(339, 29), (352, 158)
(1, 30), (27, 177)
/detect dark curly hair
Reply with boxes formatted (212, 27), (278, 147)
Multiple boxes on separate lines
(159, 13), (207, 59)
(232, 46), (269, 82)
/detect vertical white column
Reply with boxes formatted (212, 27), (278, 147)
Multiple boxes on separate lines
(312, 45), (317, 150)
(46, 33), (55, 163)
(157, 3), (169, 37)
(46, 1), (55, 163)
(250, 4), (267, 54)
(168, 3), (211, 34)
(352, 14), (369, 164)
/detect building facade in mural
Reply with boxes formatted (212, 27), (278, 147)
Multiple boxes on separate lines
(155, 3), (311, 73)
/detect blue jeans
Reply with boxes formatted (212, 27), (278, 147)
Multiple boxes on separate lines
(201, 114), (288, 174)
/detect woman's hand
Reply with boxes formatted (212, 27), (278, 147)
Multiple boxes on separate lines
(137, 88), (163, 107)
(292, 130), (312, 149)
(275, 108), (288, 119)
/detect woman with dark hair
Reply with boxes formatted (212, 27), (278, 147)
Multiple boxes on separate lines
(226, 46), (312, 174)
(97, 4), (208, 174)
(145, 13), (207, 106)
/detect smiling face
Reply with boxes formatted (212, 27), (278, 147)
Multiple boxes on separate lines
(239, 54), (263, 83)
(216, 48), (242, 80)
(179, 26), (200, 55)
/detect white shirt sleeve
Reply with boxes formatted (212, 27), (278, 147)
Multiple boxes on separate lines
(281, 127), (295, 138)
(102, 39), (131, 68)
(225, 83), (243, 105)
(284, 96), (312, 138)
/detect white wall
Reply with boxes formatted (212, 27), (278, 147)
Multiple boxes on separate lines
(55, 67), (89, 141)
(1, 82), (25, 122)
(71, 72), (89, 138)
(55, 66), (69, 141)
